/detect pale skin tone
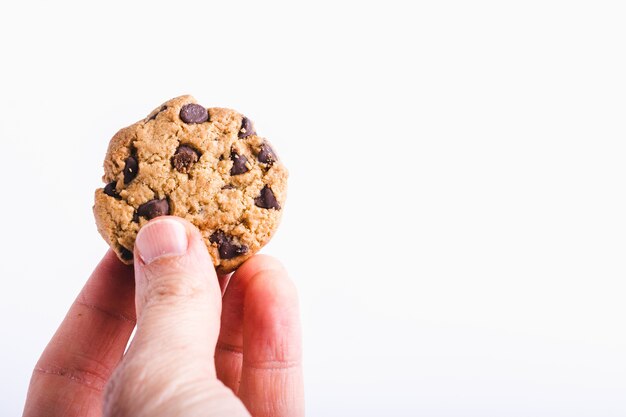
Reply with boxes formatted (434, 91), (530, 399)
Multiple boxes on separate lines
(22, 217), (304, 417)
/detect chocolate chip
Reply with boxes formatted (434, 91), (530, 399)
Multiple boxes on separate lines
(103, 181), (120, 199)
(257, 142), (277, 165)
(222, 184), (236, 190)
(137, 199), (170, 220)
(254, 185), (281, 210)
(120, 247), (133, 261)
(209, 230), (248, 259)
(148, 105), (167, 120)
(172, 145), (200, 173)
(180, 103), (209, 124)
(238, 116), (256, 138)
(123, 156), (138, 184)
(230, 151), (249, 175)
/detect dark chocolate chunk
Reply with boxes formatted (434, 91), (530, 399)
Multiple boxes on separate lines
(180, 103), (209, 124)
(222, 184), (236, 190)
(172, 145), (200, 173)
(238, 116), (256, 138)
(103, 181), (120, 199)
(123, 156), (138, 184)
(230, 151), (249, 175)
(148, 105), (167, 120)
(209, 230), (248, 259)
(120, 247), (133, 261)
(257, 142), (277, 165)
(254, 185), (281, 210)
(137, 199), (170, 220)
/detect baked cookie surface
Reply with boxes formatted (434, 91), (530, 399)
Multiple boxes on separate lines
(93, 95), (287, 273)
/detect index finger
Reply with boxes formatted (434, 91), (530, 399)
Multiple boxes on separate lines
(23, 250), (136, 417)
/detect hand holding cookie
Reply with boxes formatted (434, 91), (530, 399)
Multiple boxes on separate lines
(23, 98), (303, 417)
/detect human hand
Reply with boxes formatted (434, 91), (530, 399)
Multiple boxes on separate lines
(23, 217), (304, 417)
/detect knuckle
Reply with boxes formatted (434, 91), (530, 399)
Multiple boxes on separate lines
(33, 362), (109, 392)
(142, 273), (207, 306)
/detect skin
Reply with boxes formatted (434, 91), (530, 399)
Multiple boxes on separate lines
(22, 217), (304, 417)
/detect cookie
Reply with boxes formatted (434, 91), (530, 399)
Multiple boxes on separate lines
(93, 95), (288, 273)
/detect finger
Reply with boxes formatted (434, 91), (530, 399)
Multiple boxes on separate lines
(23, 250), (136, 417)
(103, 216), (229, 416)
(215, 263), (251, 393)
(131, 216), (221, 366)
(224, 255), (304, 417)
(215, 256), (299, 396)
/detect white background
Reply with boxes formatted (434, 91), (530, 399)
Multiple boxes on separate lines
(1, 1), (625, 416)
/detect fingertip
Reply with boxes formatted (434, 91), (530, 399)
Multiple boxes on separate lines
(233, 254), (287, 281)
(103, 248), (128, 266)
(238, 257), (300, 349)
(132, 215), (220, 315)
(224, 255), (291, 304)
(135, 216), (205, 259)
(220, 254), (298, 345)
(133, 216), (213, 272)
(94, 249), (134, 282)
(244, 266), (300, 323)
(136, 215), (204, 241)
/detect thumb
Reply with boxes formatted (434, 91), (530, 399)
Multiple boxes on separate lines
(131, 216), (221, 373)
(104, 216), (250, 416)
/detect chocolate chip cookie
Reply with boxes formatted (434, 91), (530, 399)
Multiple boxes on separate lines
(93, 95), (288, 273)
